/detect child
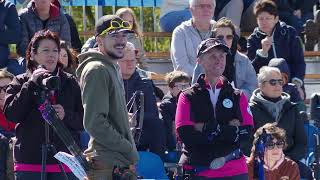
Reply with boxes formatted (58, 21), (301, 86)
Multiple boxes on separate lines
(159, 71), (191, 151)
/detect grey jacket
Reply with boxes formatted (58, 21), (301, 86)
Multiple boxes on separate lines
(170, 19), (216, 76)
(17, 2), (70, 56)
(192, 51), (257, 99)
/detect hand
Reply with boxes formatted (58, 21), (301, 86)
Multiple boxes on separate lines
(261, 36), (272, 54)
(293, 9), (302, 19)
(52, 104), (65, 120)
(30, 68), (50, 85)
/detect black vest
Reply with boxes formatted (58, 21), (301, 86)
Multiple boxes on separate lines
(183, 75), (243, 166)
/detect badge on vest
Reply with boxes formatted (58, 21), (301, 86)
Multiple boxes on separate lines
(222, 98), (233, 108)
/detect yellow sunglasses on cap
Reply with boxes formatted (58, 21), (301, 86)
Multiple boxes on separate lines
(99, 19), (132, 36)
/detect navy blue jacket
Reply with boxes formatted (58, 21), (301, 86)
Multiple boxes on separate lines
(0, 0), (21, 67)
(247, 21), (306, 82)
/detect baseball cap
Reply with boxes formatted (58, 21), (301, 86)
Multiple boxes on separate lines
(95, 15), (133, 37)
(196, 38), (230, 58)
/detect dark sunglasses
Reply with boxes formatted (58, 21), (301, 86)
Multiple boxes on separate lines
(263, 79), (284, 86)
(217, 34), (234, 40)
(265, 140), (285, 150)
(0, 85), (8, 92)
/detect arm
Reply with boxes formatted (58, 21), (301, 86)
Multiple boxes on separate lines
(140, 80), (159, 121)
(238, 55), (258, 98)
(175, 93), (214, 146)
(0, 3), (21, 44)
(170, 27), (194, 76)
(63, 77), (84, 131)
(59, 13), (71, 47)
(64, 14), (82, 52)
(247, 35), (270, 73)
(286, 106), (307, 161)
(17, 13), (29, 57)
(4, 76), (38, 123)
(81, 67), (133, 153)
(289, 29), (306, 85)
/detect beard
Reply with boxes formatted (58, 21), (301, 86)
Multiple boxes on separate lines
(105, 49), (124, 60)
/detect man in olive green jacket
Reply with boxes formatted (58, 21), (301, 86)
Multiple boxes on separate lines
(76, 15), (139, 180)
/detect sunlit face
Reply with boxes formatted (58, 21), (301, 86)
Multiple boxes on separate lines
(215, 27), (234, 49)
(120, 12), (134, 29)
(118, 49), (136, 79)
(32, 39), (59, 72)
(190, 0), (215, 23)
(0, 78), (12, 110)
(264, 138), (284, 164)
(34, 0), (52, 11)
(260, 71), (283, 98)
(198, 47), (227, 78)
(59, 48), (68, 68)
(170, 80), (191, 97)
(256, 12), (279, 34)
(98, 32), (128, 60)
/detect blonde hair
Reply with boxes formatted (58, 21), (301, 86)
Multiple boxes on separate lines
(116, 8), (142, 37)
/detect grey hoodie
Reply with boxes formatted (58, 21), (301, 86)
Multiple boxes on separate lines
(76, 49), (139, 167)
(170, 19), (216, 76)
(250, 89), (291, 122)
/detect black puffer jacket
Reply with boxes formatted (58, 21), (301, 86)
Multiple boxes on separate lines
(4, 70), (83, 165)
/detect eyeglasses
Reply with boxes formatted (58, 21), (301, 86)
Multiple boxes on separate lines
(0, 85), (8, 92)
(174, 83), (190, 90)
(265, 140), (285, 150)
(263, 79), (284, 86)
(217, 35), (234, 40)
(100, 19), (132, 36)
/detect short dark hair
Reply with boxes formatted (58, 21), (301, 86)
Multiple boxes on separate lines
(254, 0), (278, 17)
(26, 30), (63, 71)
(165, 71), (191, 88)
(212, 17), (236, 35)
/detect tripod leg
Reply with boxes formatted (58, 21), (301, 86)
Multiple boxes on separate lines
(41, 144), (47, 180)
(50, 145), (69, 180)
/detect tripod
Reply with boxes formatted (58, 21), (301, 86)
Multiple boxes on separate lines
(40, 105), (69, 180)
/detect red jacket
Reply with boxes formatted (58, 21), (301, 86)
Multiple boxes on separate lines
(0, 110), (15, 131)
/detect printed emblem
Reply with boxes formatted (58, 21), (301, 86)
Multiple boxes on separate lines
(222, 98), (233, 108)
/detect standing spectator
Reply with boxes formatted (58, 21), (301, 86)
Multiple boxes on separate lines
(170, 0), (216, 76)
(193, 17), (257, 99)
(17, 0), (71, 57)
(160, 71), (191, 151)
(4, 30), (83, 180)
(0, 0), (22, 71)
(60, 41), (78, 75)
(116, 8), (146, 69)
(76, 15), (138, 179)
(176, 38), (253, 179)
(247, 0), (306, 90)
(247, 123), (300, 180)
(249, 66), (310, 179)
(0, 69), (15, 180)
(118, 42), (166, 159)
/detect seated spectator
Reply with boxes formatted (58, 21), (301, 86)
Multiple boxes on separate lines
(60, 41), (78, 75)
(81, 8), (146, 68)
(118, 42), (166, 159)
(160, 0), (244, 34)
(17, 0), (71, 57)
(160, 71), (191, 151)
(247, 0), (306, 90)
(176, 38), (253, 179)
(0, 0), (22, 73)
(170, 0), (215, 76)
(4, 30), (83, 180)
(268, 58), (306, 111)
(193, 17), (257, 99)
(249, 66), (311, 179)
(0, 69), (15, 180)
(247, 123), (300, 180)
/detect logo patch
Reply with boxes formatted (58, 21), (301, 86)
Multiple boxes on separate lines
(222, 98), (233, 108)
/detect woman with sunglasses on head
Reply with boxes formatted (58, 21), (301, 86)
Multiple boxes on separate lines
(4, 30), (83, 180)
(192, 17), (257, 100)
(247, 123), (300, 180)
(249, 66), (310, 179)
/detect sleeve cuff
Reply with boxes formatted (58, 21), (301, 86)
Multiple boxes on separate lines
(256, 49), (268, 58)
(292, 77), (303, 87)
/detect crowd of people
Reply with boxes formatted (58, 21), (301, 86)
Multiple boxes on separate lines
(0, 0), (319, 179)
